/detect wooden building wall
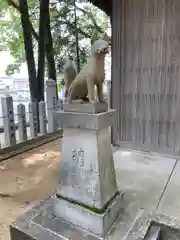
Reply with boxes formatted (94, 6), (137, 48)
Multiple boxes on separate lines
(111, 0), (180, 155)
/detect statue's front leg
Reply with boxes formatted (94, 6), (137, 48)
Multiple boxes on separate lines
(97, 82), (105, 102)
(67, 85), (73, 104)
(65, 89), (68, 101)
(64, 77), (69, 103)
(87, 77), (96, 104)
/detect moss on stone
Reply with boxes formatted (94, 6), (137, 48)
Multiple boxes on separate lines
(56, 192), (119, 214)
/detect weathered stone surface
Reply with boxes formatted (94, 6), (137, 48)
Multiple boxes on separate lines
(10, 197), (99, 240)
(10, 195), (124, 240)
(53, 107), (122, 237)
(144, 226), (160, 240)
(1, 95), (16, 147)
(56, 127), (117, 209)
(38, 101), (47, 135)
(46, 79), (58, 133)
(10, 107), (122, 239)
(17, 103), (27, 142)
(28, 102), (38, 138)
(63, 102), (108, 114)
(53, 192), (124, 237)
(10, 149), (177, 240)
(56, 109), (115, 130)
(158, 160), (180, 218)
(125, 211), (180, 240)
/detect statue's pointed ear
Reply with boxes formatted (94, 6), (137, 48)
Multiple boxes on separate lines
(103, 33), (111, 45)
(103, 33), (108, 41)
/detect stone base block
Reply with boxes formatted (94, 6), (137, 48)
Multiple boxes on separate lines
(53, 192), (124, 237)
(125, 211), (180, 240)
(10, 193), (124, 240)
(56, 109), (115, 130)
(63, 102), (108, 114)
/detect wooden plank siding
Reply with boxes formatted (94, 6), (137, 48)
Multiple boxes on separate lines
(111, 0), (180, 155)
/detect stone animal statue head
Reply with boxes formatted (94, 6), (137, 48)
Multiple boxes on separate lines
(103, 33), (111, 46)
(91, 39), (110, 56)
(63, 58), (76, 71)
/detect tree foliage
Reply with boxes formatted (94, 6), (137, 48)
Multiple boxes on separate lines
(0, 0), (108, 76)
(51, 1), (109, 73)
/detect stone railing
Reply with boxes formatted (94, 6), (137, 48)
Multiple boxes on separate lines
(0, 79), (63, 160)
(0, 79), (111, 161)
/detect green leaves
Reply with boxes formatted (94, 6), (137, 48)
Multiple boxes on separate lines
(5, 62), (21, 76)
(0, 0), (109, 75)
(0, 2), (23, 74)
(51, 0), (109, 71)
(0, 0), (9, 12)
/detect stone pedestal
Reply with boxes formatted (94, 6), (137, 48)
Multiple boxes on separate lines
(54, 102), (123, 237)
(10, 103), (123, 240)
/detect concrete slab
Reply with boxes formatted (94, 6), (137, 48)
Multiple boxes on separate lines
(123, 211), (180, 240)
(157, 158), (180, 218)
(109, 150), (177, 239)
(10, 149), (177, 240)
(10, 196), (101, 240)
(114, 150), (176, 209)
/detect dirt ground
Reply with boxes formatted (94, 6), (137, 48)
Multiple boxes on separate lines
(0, 139), (61, 240)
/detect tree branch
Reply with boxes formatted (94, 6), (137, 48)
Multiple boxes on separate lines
(7, 0), (19, 11)
(76, 5), (103, 34)
(52, 20), (91, 39)
(87, 0), (111, 17)
(7, 0), (39, 41)
(31, 26), (39, 41)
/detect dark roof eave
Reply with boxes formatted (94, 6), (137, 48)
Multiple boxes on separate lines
(87, 0), (112, 17)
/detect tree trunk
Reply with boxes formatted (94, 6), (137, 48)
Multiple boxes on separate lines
(19, 0), (38, 102)
(45, 1), (57, 82)
(36, 0), (50, 132)
(45, 1), (58, 99)
(36, 0), (49, 102)
(73, 0), (80, 72)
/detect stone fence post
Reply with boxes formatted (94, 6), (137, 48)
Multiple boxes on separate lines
(39, 101), (47, 135)
(107, 80), (111, 109)
(28, 102), (38, 138)
(46, 79), (57, 133)
(1, 95), (16, 147)
(57, 99), (63, 110)
(17, 103), (27, 142)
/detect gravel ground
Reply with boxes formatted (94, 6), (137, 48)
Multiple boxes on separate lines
(0, 139), (61, 239)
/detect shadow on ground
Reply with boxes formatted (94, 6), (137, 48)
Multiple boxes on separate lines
(0, 141), (179, 240)
(0, 139), (61, 240)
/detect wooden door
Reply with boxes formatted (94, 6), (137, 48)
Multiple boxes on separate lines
(112, 0), (180, 155)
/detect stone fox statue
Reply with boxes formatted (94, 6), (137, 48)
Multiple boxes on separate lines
(67, 39), (110, 104)
(63, 58), (77, 100)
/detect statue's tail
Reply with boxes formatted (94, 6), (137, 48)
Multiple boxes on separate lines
(64, 59), (77, 101)
(65, 89), (68, 98)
